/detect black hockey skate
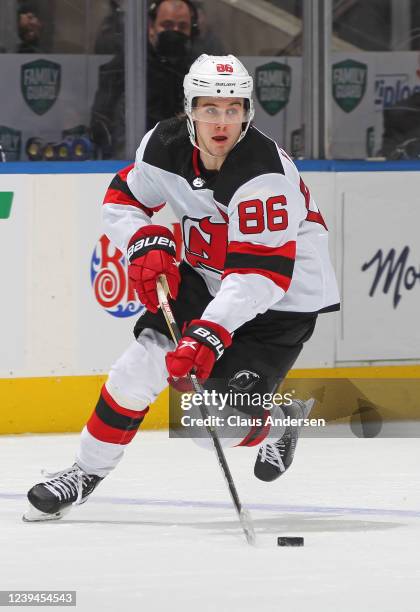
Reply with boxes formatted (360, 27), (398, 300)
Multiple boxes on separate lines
(23, 464), (103, 522)
(254, 399), (315, 482)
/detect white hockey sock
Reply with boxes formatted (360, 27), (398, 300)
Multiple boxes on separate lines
(76, 426), (125, 477)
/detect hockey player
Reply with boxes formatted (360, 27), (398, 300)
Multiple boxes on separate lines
(24, 55), (339, 522)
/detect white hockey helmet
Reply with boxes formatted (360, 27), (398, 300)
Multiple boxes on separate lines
(183, 54), (255, 149)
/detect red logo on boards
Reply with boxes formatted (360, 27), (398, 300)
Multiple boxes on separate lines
(91, 235), (141, 318)
(90, 224), (182, 317)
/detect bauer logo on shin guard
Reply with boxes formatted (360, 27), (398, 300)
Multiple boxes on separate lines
(127, 236), (176, 261)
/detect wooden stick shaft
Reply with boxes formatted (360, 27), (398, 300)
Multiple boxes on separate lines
(156, 276), (255, 545)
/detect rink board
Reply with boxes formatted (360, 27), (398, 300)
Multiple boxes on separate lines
(1, 365), (419, 434)
(0, 165), (419, 433)
(0, 375), (168, 434)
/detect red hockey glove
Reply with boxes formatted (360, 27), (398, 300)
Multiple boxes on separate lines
(127, 225), (180, 313)
(166, 319), (232, 385)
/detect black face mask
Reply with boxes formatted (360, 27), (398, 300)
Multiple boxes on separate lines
(155, 30), (190, 59)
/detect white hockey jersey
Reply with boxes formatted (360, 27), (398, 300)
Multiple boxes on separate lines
(102, 118), (340, 333)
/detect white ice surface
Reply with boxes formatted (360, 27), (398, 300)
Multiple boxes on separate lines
(1, 431), (419, 612)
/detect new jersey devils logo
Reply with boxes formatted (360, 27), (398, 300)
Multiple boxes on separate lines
(182, 216), (227, 275)
(228, 370), (261, 392)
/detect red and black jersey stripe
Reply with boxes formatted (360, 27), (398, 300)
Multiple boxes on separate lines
(223, 241), (296, 292)
(86, 385), (149, 445)
(103, 163), (165, 218)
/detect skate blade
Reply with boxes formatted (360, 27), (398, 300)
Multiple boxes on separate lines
(22, 503), (70, 522)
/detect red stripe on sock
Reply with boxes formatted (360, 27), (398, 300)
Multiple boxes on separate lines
(236, 410), (271, 447)
(86, 411), (141, 445)
(101, 385), (149, 419)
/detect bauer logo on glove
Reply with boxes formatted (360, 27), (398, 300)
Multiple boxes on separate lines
(166, 319), (232, 383)
(127, 235), (176, 261)
(127, 225), (180, 313)
(187, 325), (226, 359)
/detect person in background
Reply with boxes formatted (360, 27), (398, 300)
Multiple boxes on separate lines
(17, 1), (44, 53)
(90, 0), (198, 159)
(147, 0), (198, 130)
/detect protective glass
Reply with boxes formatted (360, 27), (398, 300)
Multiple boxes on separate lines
(191, 101), (250, 124)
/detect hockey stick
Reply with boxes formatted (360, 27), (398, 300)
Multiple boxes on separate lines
(156, 275), (256, 546)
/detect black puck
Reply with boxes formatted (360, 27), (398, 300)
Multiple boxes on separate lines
(277, 536), (304, 547)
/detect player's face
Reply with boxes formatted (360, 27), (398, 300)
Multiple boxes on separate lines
(194, 97), (245, 160)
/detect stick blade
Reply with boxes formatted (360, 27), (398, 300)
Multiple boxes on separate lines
(240, 509), (256, 546)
